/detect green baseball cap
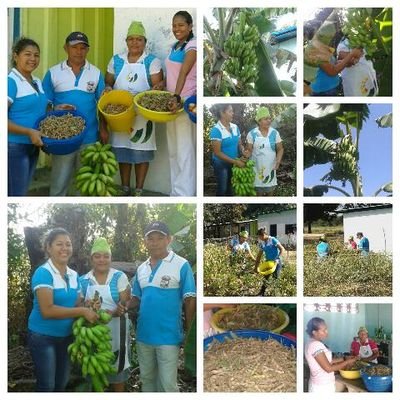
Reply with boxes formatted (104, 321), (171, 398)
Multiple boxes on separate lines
(239, 231), (249, 238)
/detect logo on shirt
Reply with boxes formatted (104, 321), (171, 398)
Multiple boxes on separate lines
(160, 275), (172, 288)
(86, 81), (96, 92)
(127, 72), (138, 83)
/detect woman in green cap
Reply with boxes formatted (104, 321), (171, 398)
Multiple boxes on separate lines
(246, 106), (284, 196)
(101, 21), (163, 196)
(79, 238), (131, 391)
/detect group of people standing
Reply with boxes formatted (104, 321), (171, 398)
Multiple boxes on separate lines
(8, 11), (196, 197)
(27, 222), (196, 392)
(316, 232), (370, 259)
(209, 105), (284, 196)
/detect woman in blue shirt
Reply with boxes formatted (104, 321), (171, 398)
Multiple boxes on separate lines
(7, 38), (48, 196)
(209, 104), (245, 196)
(28, 228), (98, 391)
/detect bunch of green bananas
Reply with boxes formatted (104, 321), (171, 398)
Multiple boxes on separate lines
(329, 135), (359, 182)
(68, 309), (115, 392)
(232, 159), (256, 196)
(75, 142), (118, 196)
(342, 9), (378, 55)
(223, 12), (260, 88)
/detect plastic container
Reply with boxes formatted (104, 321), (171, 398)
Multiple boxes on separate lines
(210, 305), (289, 334)
(361, 366), (392, 392)
(339, 369), (362, 380)
(34, 110), (87, 155)
(134, 90), (183, 123)
(184, 95), (196, 123)
(98, 89), (135, 132)
(257, 260), (277, 276)
(204, 329), (296, 352)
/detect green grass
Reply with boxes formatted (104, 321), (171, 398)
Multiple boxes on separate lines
(204, 243), (296, 297)
(304, 242), (392, 296)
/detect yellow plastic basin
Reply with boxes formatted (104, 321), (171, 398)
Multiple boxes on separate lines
(134, 90), (183, 123)
(257, 260), (277, 276)
(339, 369), (362, 380)
(210, 305), (289, 334)
(98, 89), (135, 132)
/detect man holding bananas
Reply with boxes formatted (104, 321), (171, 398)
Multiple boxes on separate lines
(246, 106), (284, 196)
(130, 221), (196, 392)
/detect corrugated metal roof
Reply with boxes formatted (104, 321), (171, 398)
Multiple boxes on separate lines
(335, 203), (392, 214)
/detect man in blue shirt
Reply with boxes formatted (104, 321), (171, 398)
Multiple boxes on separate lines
(356, 232), (370, 256)
(316, 234), (330, 259)
(43, 32), (105, 196)
(130, 221), (196, 392)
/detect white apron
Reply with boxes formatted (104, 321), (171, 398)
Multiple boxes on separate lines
(111, 61), (156, 151)
(359, 342), (378, 364)
(85, 280), (130, 372)
(250, 129), (278, 188)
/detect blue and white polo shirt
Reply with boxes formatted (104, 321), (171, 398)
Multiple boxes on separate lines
(8, 68), (49, 144)
(132, 251), (196, 346)
(210, 121), (241, 162)
(42, 60), (105, 144)
(28, 260), (81, 337)
(258, 236), (281, 261)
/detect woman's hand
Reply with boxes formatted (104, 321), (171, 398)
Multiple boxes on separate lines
(28, 129), (43, 147)
(114, 302), (128, 317)
(234, 159), (246, 168)
(152, 81), (165, 90)
(54, 104), (75, 111)
(82, 308), (99, 324)
(167, 96), (180, 114)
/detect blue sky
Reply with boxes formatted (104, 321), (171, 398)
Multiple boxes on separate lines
(304, 104), (392, 196)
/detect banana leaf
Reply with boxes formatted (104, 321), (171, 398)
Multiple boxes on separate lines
(376, 112), (392, 128)
(304, 137), (336, 168)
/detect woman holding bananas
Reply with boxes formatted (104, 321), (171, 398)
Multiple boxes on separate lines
(27, 228), (99, 391)
(209, 104), (246, 196)
(246, 106), (283, 196)
(101, 21), (163, 196)
(79, 238), (131, 392)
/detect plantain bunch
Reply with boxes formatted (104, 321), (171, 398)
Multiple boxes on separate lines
(342, 9), (378, 55)
(232, 159), (256, 196)
(223, 12), (260, 89)
(329, 135), (359, 183)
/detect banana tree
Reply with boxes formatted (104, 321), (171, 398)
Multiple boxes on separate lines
(204, 8), (296, 96)
(304, 104), (391, 197)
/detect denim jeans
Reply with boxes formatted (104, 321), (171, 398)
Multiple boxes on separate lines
(8, 142), (39, 196)
(273, 258), (283, 279)
(136, 341), (180, 392)
(212, 157), (233, 196)
(28, 330), (73, 392)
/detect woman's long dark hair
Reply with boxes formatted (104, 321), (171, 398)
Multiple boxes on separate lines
(11, 37), (40, 68)
(173, 11), (194, 51)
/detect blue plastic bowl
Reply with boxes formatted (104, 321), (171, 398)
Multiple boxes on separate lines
(361, 366), (392, 392)
(34, 110), (87, 155)
(183, 95), (196, 123)
(204, 329), (296, 352)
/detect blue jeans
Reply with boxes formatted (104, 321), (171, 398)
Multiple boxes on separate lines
(136, 341), (180, 392)
(212, 157), (233, 196)
(273, 258), (283, 279)
(28, 330), (73, 392)
(8, 142), (39, 196)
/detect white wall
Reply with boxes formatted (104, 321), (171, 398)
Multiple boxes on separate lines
(304, 304), (392, 352)
(343, 208), (392, 253)
(113, 8), (196, 195)
(257, 209), (296, 245)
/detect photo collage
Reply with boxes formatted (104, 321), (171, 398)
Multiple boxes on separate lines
(5, 3), (396, 399)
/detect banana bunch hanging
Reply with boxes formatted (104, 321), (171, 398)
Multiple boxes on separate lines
(342, 9), (378, 55)
(329, 135), (359, 183)
(223, 12), (260, 89)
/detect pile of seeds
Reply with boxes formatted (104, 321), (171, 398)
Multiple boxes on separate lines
(364, 365), (392, 376)
(137, 92), (180, 112)
(103, 103), (129, 115)
(343, 360), (369, 371)
(39, 113), (85, 139)
(204, 337), (296, 392)
(217, 304), (283, 331)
